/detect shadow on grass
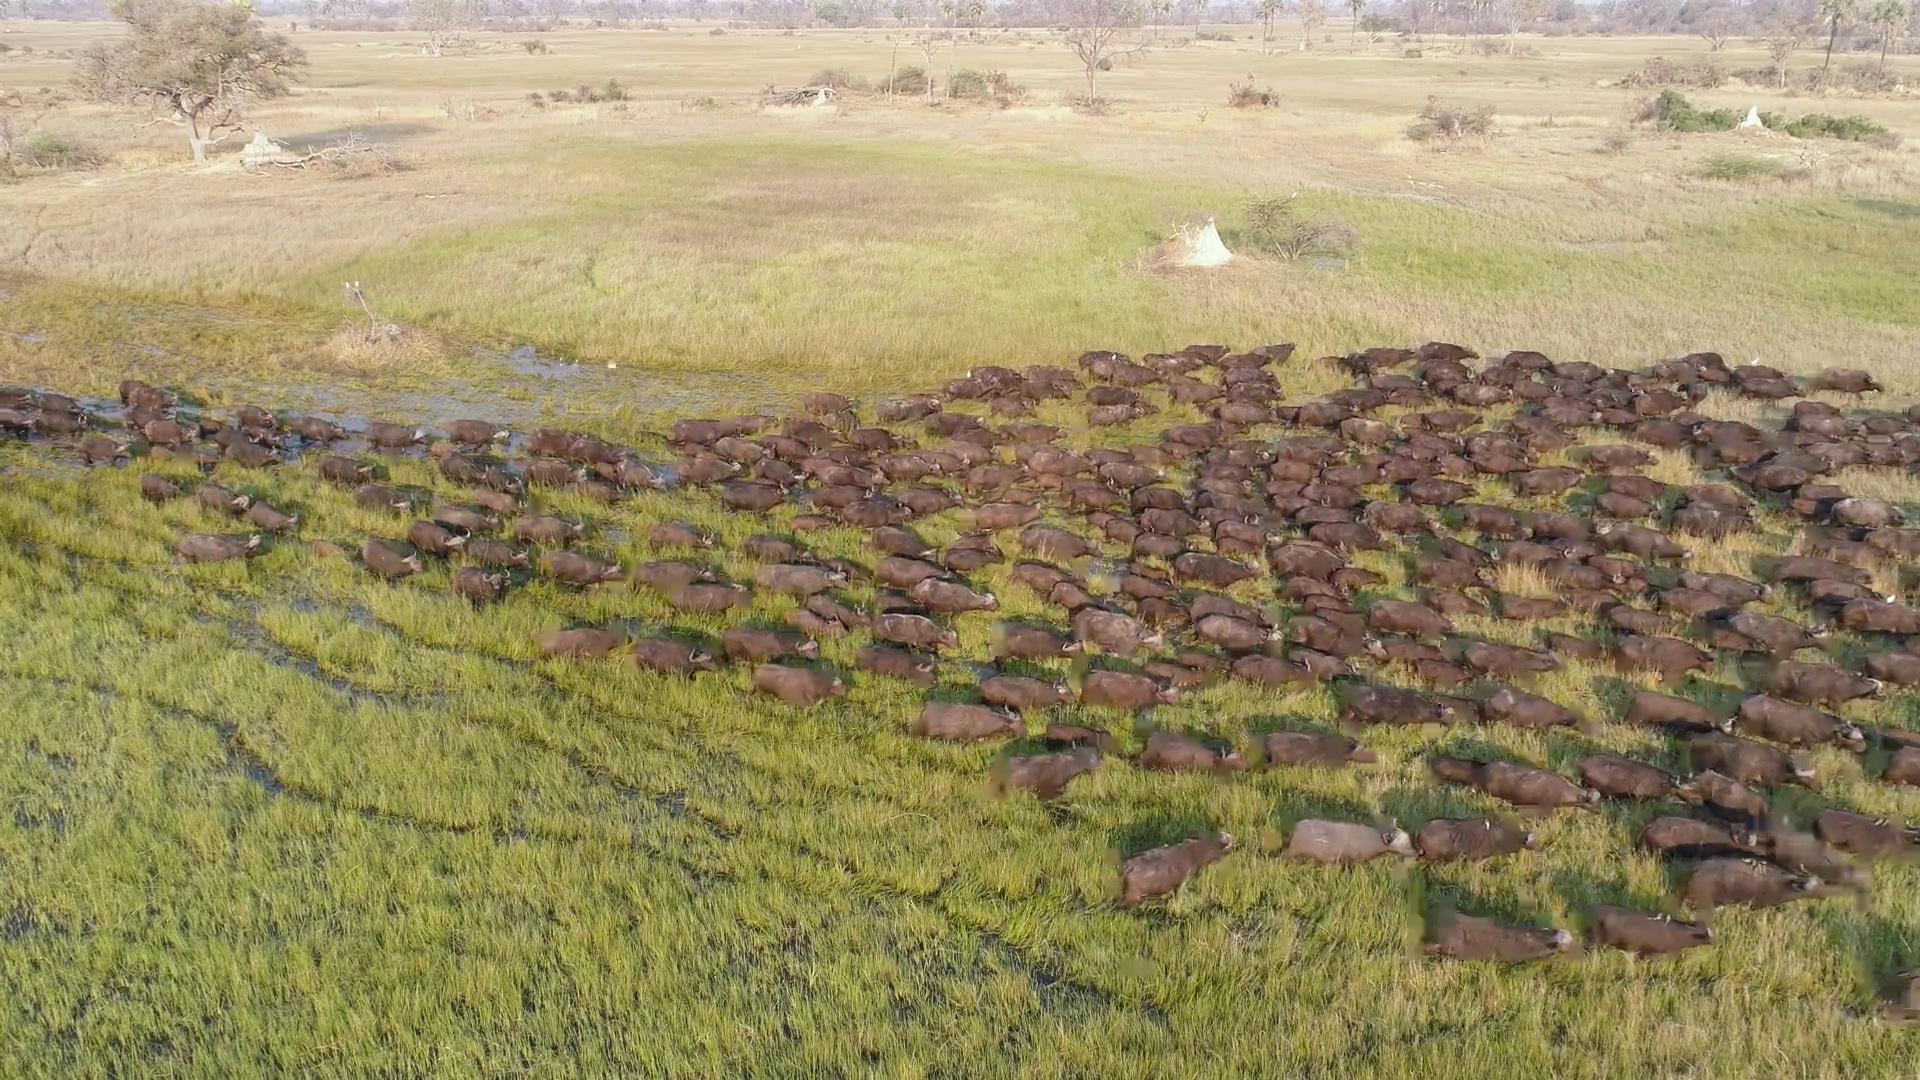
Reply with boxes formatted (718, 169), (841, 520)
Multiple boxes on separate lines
(1109, 812), (1220, 859)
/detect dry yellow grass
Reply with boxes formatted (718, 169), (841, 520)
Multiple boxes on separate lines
(1, 21), (1917, 400)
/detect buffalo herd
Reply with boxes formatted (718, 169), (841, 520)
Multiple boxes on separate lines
(5, 343), (1920, 1008)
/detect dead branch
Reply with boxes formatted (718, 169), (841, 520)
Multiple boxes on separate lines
(761, 85), (837, 107)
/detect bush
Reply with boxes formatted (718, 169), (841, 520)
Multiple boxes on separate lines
(709, 27), (726, 34)
(1238, 194), (1358, 262)
(548, 88), (573, 103)
(809, 68), (856, 89)
(1698, 151), (1780, 180)
(1599, 128), (1632, 154)
(1643, 91), (1893, 143)
(1194, 30), (1236, 41)
(1640, 89), (1743, 132)
(522, 38), (549, 54)
(1771, 112), (1889, 141)
(948, 68), (991, 100)
(1617, 56), (1726, 89)
(1227, 76), (1278, 108)
(526, 91), (547, 108)
(1407, 96), (1495, 143)
(599, 78), (628, 102)
(880, 65), (927, 95)
(22, 131), (102, 170)
(682, 94), (721, 111)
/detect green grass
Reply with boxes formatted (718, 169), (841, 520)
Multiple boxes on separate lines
(2, 20), (1920, 1073)
(1698, 151), (1784, 181)
(2, 377), (1919, 1073)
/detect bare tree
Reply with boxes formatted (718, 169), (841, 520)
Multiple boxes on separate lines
(1063, 0), (1146, 100)
(1754, 23), (1808, 87)
(1502, 0), (1543, 51)
(410, 0), (486, 54)
(1299, 0), (1326, 46)
(72, 0), (306, 163)
(1697, 11), (1732, 49)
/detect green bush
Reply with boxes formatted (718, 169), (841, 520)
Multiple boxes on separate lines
(1771, 112), (1889, 141)
(1644, 89), (1741, 132)
(1407, 96), (1495, 142)
(1645, 91), (1892, 143)
(599, 78), (628, 102)
(880, 65), (927, 95)
(948, 68), (990, 100)
(1698, 151), (1780, 180)
(22, 131), (103, 170)
(1237, 194), (1359, 261)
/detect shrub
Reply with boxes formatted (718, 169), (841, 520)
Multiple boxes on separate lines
(948, 68), (991, 100)
(1194, 30), (1235, 41)
(1403, 48), (1423, 58)
(1642, 89), (1744, 132)
(1643, 91), (1893, 143)
(599, 78), (628, 102)
(522, 38), (549, 54)
(881, 65), (927, 96)
(1698, 151), (1780, 180)
(983, 70), (1025, 105)
(548, 88), (574, 103)
(526, 91), (547, 108)
(1599, 128), (1632, 154)
(1617, 57), (1726, 89)
(1238, 194), (1358, 262)
(22, 131), (103, 170)
(682, 94), (721, 111)
(1407, 96), (1495, 143)
(809, 68), (856, 89)
(1227, 76), (1278, 108)
(1771, 112), (1889, 141)
(709, 27), (726, 34)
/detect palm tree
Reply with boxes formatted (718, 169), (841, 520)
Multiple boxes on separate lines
(1256, 0), (1282, 53)
(1148, 0), (1171, 37)
(1817, 0), (1858, 79)
(1867, 0), (1909, 73)
(1347, 0), (1363, 42)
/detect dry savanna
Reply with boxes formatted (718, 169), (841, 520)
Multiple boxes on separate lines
(2, 3), (1920, 1075)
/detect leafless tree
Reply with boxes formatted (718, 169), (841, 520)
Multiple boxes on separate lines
(1754, 23), (1808, 87)
(1063, 0), (1147, 100)
(1299, 0), (1326, 46)
(410, 0), (487, 55)
(1697, 11), (1732, 49)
